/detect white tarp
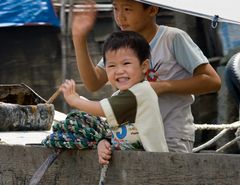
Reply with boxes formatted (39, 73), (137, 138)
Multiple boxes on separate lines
(137, 0), (240, 25)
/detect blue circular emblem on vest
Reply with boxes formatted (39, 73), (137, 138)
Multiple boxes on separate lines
(116, 125), (127, 139)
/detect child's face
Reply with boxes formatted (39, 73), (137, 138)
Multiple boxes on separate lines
(105, 48), (148, 91)
(112, 0), (153, 34)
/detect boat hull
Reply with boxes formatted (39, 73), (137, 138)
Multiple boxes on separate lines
(0, 144), (239, 185)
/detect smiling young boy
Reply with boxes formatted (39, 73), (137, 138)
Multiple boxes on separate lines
(71, 0), (221, 153)
(42, 31), (168, 164)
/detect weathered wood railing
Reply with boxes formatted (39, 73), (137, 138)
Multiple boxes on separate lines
(0, 144), (240, 185)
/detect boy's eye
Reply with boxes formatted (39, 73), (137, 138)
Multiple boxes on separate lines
(124, 7), (132, 11)
(124, 62), (131, 65)
(107, 64), (115, 68)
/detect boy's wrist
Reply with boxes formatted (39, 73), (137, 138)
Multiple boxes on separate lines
(97, 138), (111, 145)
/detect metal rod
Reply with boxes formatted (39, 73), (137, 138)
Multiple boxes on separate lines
(60, 0), (67, 35)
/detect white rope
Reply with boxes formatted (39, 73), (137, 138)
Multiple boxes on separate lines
(193, 129), (229, 153)
(216, 136), (240, 153)
(194, 121), (240, 130)
(193, 121), (240, 153)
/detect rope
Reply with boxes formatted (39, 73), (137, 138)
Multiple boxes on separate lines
(98, 145), (114, 185)
(193, 129), (229, 153)
(99, 164), (109, 185)
(194, 121), (240, 130)
(193, 121), (240, 153)
(216, 136), (240, 153)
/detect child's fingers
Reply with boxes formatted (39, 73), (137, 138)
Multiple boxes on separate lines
(60, 79), (75, 95)
(97, 139), (112, 165)
(99, 150), (111, 165)
(99, 153), (111, 165)
(99, 158), (109, 165)
(70, 79), (76, 92)
(104, 140), (111, 147)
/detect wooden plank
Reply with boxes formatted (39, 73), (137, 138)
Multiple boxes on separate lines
(0, 144), (239, 185)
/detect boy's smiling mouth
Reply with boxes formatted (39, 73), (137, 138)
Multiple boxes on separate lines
(116, 77), (129, 83)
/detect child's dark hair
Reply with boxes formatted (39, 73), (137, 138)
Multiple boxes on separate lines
(103, 31), (151, 65)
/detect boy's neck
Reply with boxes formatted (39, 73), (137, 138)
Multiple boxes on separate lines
(142, 24), (158, 43)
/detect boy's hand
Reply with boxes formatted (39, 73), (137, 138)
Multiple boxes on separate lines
(60, 79), (80, 107)
(97, 139), (112, 165)
(72, 0), (97, 38)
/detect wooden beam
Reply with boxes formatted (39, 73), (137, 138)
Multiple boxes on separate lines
(0, 144), (239, 185)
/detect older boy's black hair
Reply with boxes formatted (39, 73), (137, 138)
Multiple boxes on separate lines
(103, 31), (151, 65)
(111, 0), (160, 14)
(142, 3), (160, 14)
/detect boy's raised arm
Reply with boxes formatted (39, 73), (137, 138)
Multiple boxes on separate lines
(72, 2), (108, 92)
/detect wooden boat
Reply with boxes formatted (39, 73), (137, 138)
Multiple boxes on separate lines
(0, 84), (54, 131)
(0, 143), (240, 185)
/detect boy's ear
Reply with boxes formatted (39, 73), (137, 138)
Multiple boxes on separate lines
(148, 6), (159, 16)
(142, 59), (149, 73)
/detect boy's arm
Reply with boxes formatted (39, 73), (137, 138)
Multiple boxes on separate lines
(72, 2), (108, 92)
(72, 97), (105, 117)
(151, 63), (221, 95)
(61, 79), (105, 117)
(73, 36), (108, 92)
